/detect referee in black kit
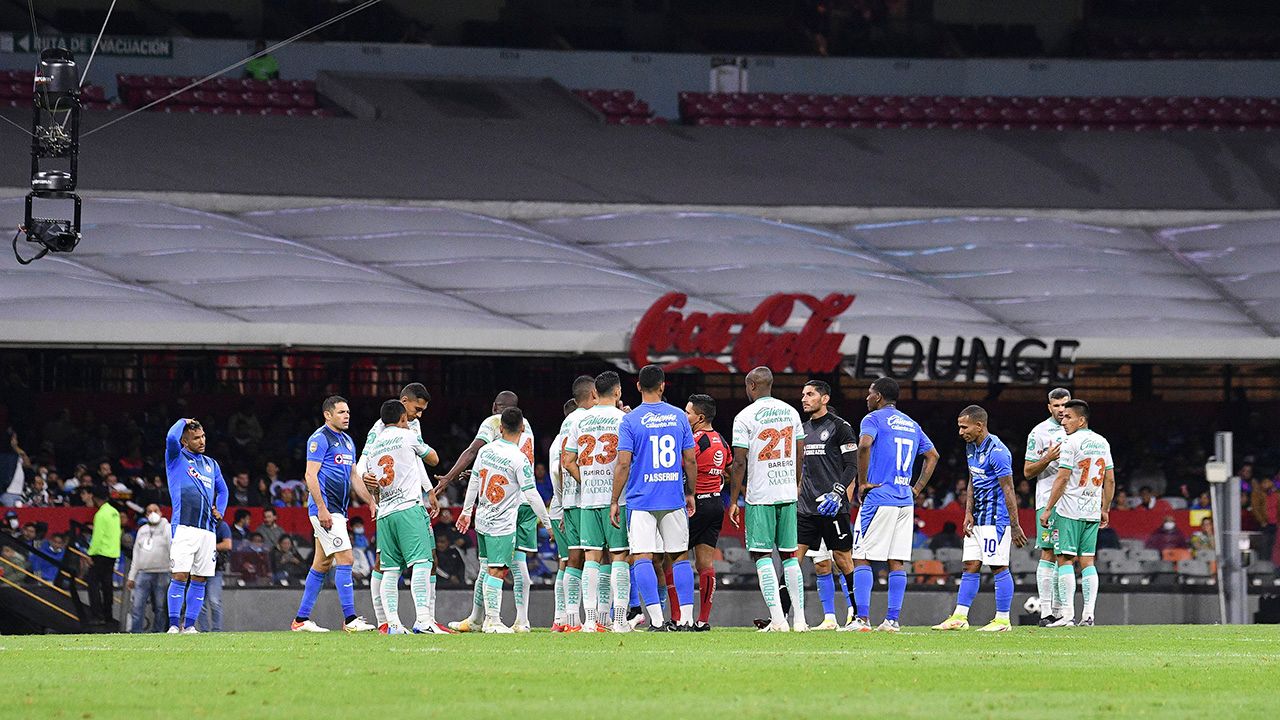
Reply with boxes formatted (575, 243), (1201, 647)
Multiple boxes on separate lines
(796, 379), (861, 630)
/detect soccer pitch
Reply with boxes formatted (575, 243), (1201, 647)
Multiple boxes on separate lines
(4, 626), (1277, 719)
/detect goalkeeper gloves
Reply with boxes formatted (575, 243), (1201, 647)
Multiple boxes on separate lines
(816, 492), (841, 517)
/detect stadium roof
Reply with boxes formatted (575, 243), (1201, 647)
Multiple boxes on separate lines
(1, 198), (1277, 362)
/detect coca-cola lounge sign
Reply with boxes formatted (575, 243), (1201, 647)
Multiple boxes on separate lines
(630, 293), (1078, 384)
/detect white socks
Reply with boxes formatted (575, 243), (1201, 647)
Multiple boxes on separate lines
(380, 568), (402, 628)
(512, 551), (530, 626)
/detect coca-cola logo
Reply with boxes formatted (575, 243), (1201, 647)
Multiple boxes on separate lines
(630, 292), (854, 374)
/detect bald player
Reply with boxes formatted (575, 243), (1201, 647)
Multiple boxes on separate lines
(727, 367), (806, 632)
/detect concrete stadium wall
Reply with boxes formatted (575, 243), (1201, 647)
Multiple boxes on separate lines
(188, 588), (1249, 632)
(5, 39), (1280, 119)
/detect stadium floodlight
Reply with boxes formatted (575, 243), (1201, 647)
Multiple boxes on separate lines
(13, 48), (82, 264)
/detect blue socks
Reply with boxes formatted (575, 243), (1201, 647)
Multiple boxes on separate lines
(853, 565), (873, 619)
(817, 573), (835, 615)
(183, 579), (206, 628)
(886, 570), (907, 622)
(994, 569), (1014, 614)
(957, 571), (981, 610)
(166, 579), (185, 628)
(335, 565), (355, 619)
(296, 568), (325, 621)
(672, 560), (694, 606)
(628, 565), (640, 608)
(633, 558), (660, 609)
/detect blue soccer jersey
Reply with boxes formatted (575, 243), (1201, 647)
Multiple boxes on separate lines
(859, 407), (934, 509)
(967, 433), (1013, 528)
(618, 401), (695, 512)
(165, 419), (228, 534)
(306, 426), (357, 516)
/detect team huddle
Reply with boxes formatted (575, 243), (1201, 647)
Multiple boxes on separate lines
(155, 367), (1113, 634)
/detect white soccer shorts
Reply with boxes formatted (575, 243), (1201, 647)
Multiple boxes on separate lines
(169, 524), (216, 577)
(309, 512), (352, 557)
(851, 505), (913, 562)
(806, 540), (833, 563)
(962, 525), (1012, 567)
(628, 509), (689, 554)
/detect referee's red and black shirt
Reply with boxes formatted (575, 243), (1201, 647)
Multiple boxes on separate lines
(694, 429), (730, 494)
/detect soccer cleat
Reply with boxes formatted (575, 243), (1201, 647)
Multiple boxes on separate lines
(594, 623), (610, 632)
(846, 608), (856, 625)
(626, 606), (645, 630)
(792, 621), (810, 633)
(512, 622), (532, 634)
(757, 621), (790, 633)
(875, 619), (901, 633)
(167, 626), (181, 634)
(1079, 616), (1095, 627)
(448, 618), (477, 633)
(384, 624), (410, 635)
(580, 622), (597, 633)
(752, 618), (770, 630)
(839, 617), (873, 632)
(931, 615), (970, 631)
(1037, 615), (1060, 628)
(1046, 616), (1075, 628)
(482, 622), (514, 634)
(550, 622), (564, 633)
(610, 621), (632, 633)
(692, 622), (711, 632)
(291, 619), (330, 633)
(977, 618), (1012, 632)
(378, 623), (389, 635)
(343, 617), (376, 633)
(561, 624), (582, 633)
(814, 617), (839, 631)
(646, 620), (676, 632)
(181, 626), (200, 634)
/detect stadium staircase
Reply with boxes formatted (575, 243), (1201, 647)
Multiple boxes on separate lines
(0, 533), (117, 635)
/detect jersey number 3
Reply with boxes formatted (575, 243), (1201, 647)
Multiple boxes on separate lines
(376, 455), (395, 487)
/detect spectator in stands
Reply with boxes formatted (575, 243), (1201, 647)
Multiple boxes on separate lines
(30, 533), (67, 583)
(912, 517), (930, 549)
(1190, 517), (1215, 557)
(534, 463), (552, 502)
(1132, 486), (1159, 510)
(929, 521), (963, 550)
(255, 507), (285, 549)
(244, 39), (280, 82)
(1145, 515), (1188, 551)
(3, 510), (19, 539)
(127, 504), (170, 633)
(270, 534), (306, 583)
(1112, 488), (1131, 510)
(198, 520), (232, 632)
(1249, 475), (1276, 561)
(134, 474), (167, 508)
(1015, 479), (1033, 509)
(23, 472), (55, 507)
(234, 531), (271, 586)
(0, 545), (27, 576)
(86, 485), (121, 625)
(1190, 491), (1212, 510)
(228, 471), (256, 506)
(1, 429), (31, 506)
(230, 509), (253, 547)
(227, 400), (264, 449)
(434, 534), (466, 588)
(274, 485), (303, 508)
(20, 521), (38, 545)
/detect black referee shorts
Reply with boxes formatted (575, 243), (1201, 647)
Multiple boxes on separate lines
(689, 494), (724, 550)
(797, 512), (853, 552)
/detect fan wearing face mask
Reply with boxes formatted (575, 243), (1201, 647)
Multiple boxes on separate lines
(127, 504), (172, 633)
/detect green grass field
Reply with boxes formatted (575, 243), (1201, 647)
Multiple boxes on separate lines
(4, 626), (1277, 719)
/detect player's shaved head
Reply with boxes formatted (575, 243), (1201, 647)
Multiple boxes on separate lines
(400, 383), (430, 402)
(572, 375), (596, 403)
(745, 366), (773, 400)
(500, 407), (524, 434)
(493, 390), (519, 412)
(958, 404), (988, 425)
(563, 398), (577, 416)
(380, 399), (406, 426)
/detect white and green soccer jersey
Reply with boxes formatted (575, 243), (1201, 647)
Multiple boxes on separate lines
(1027, 417), (1069, 508)
(547, 431), (564, 521)
(475, 413), (535, 505)
(732, 397), (805, 506)
(558, 407), (588, 509)
(357, 425), (434, 520)
(469, 438), (536, 536)
(1055, 428), (1114, 521)
(360, 417), (423, 465)
(566, 404), (626, 509)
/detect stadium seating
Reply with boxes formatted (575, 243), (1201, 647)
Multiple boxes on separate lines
(115, 74), (334, 118)
(572, 89), (666, 125)
(676, 91), (1280, 132)
(0, 70), (123, 112)
(912, 560), (947, 585)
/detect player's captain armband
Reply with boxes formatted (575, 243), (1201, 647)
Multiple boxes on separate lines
(840, 443), (857, 453)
